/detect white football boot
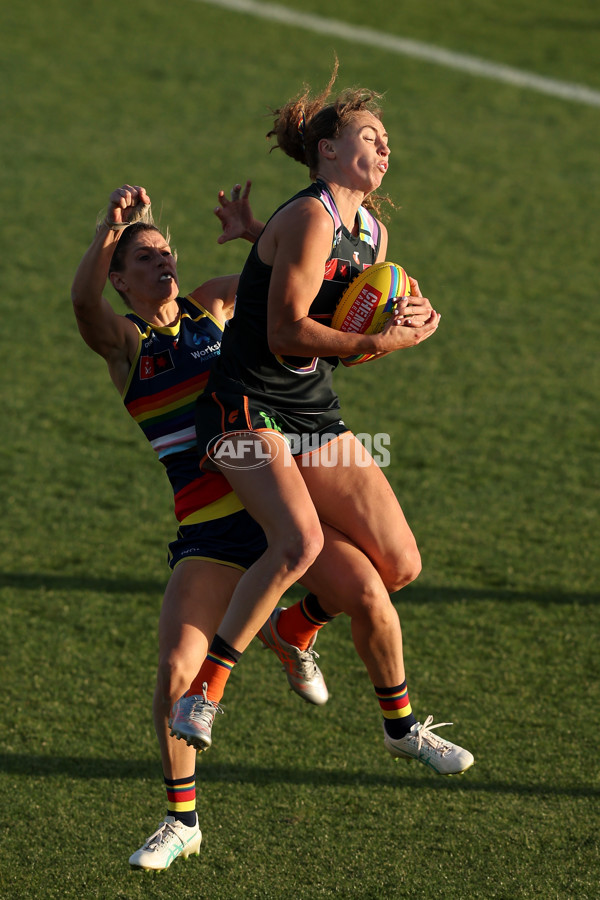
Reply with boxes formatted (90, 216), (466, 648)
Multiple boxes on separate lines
(384, 716), (474, 776)
(129, 815), (202, 870)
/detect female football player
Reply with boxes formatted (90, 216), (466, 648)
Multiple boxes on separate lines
(182, 62), (473, 781)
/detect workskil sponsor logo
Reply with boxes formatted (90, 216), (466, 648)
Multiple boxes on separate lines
(190, 340), (221, 359)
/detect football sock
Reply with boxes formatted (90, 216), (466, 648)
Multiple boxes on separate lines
(187, 633), (241, 703)
(164, 774), (197, 828)
(276, 593), (336, 651)
(375, 681), (418, 739)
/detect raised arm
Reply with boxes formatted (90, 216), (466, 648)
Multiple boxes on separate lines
(188, 181), (264, 321)
(71, 186), (149, 386)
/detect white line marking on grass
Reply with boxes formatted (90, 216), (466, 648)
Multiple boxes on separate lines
(193, 0), (600, 109)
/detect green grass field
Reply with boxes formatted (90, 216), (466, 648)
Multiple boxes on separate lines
(1, 0), (598, 897)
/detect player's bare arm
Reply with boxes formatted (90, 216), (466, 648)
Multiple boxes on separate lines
(264, 200), (431, 358)
(71, 185), (151, 388)
(189, 275), (240, 324)
(71, 226), (139, 362)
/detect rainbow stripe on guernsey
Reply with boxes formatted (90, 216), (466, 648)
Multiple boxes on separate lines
(273, 353), (319, 375)
(318, 183), (343, 243)
(123, 296), (223, 460)
(317, 179), (380, 254)
(125, 370), (209, 458)
(121, 295), (240, 523)
(356, 206), (381, 253)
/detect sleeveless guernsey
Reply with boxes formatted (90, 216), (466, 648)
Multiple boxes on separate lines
(209, 178), (381, 413)
(122, 295), (243, 524)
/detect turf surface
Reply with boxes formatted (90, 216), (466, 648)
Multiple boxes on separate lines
(1, 1), (598, 897)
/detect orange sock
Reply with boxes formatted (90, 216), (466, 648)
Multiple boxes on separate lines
(276, 593), (335, 651)
(187, 634), (241, 703)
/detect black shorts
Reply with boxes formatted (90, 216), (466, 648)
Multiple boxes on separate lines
(196, 382), (349, 461)
(167, 509), (267, 571)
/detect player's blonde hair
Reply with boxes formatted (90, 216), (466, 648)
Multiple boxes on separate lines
(266, 60), (393, 219)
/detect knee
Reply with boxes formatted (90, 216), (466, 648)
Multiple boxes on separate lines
(352, 581), (399, 628)
(288, 522), (323, 578)
(279, 524), (324, 580)
(382, 544), (422, 593)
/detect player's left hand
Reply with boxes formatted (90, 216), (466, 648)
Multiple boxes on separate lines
(395, 277), (434, 327)
(215, 180), (255, 244)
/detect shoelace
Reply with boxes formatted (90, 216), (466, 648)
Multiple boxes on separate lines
(145, 821), (184, 852)
(293, 645), (320, 679)
(188, 682), (223, 726)
(412, 715), (454, 757)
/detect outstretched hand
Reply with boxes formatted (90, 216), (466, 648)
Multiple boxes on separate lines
(214, 180), (255, 244)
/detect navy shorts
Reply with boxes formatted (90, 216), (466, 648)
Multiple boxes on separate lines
(167, 509), (267, 571)
(196, 383), (348, 462)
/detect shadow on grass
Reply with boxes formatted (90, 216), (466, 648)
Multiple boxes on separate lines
(0, 754), (597, 799)
(0, 571), (164, 595)
(1, 571), (598, 606)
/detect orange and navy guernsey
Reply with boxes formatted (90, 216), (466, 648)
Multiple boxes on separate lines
(121, 295), (243, 525)
(208, 178), (382, 415)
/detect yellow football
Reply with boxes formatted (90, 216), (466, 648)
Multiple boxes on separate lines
(331, 262), (410, 366)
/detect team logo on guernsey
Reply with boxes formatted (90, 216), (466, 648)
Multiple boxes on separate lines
(324, 258), (352, 282)
(140, 350), (175, 379)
